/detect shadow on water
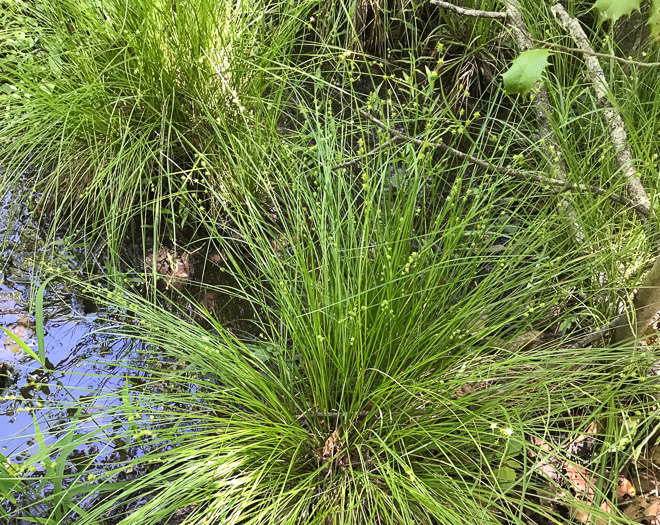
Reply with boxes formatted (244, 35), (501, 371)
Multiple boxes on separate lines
(1, 189), (261, 522)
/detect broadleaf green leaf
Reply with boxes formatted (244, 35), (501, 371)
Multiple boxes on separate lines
(502, 49), (551, 95)
(493, 466), (516, 491)
(593, 0), (641, 22)
(650, 0), (660, 41)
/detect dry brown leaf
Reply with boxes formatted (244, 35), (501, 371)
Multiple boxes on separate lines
(2, 315), (35, 357)
(320, 428), (345, 477)
(623, 495), (660, 523)
(530, 437), (551, 453)
(572, 421), (597, 445)
(574, 500), (612, 525)
(632, 466), (659, 494)
(618, 476), (636, 499)
(650, 444), (660, 465)
(563, 462), (611, 525)
(322, 429), (341, 463)
(536, 485), (565, 514)
(636, 444), (660, 471)
(568, 421), (597, 459)
(630, 444), (660, 494)
(648, 501), (660, 518)
(599, 501), (612, 518)
(566, 462), (594, 495)
(538, 462), (561, 483)
(528, 437), (561, 483)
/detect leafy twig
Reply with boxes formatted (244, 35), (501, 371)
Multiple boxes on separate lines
(429, 0), (660, 72)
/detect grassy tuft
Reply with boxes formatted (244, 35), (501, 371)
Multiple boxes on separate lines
(0, 0), (314, 251)
(2, 1), (660, 524)
(6, 107), (659, 523)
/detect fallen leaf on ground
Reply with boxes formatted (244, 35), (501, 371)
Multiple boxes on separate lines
(618, 476), (636, 499)
(566, 462), (594, 495)
(630, 444), (660, 494)
(630, 466), (659, 495)
(574, 500), (611, 525)
(528, 437), (561, 483)
(568, 421), (597, 460)
(320, 428), (346, 477)
(571, 421), (597, 446)
(623, 495), (660, 523)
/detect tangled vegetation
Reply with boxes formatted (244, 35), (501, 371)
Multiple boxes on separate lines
(1, 0), (660, 523)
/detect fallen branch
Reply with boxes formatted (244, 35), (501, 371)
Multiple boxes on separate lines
(531, 38), (660, 68)
(551, 3), (651, 214)
(502, 0), (583, 242)
(429, 0), (507, 19)
(353, 108), (650, 219)
(613, 256), (660, 343)
(570, 320), (619, 349)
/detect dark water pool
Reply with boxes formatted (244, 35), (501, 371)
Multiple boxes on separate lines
(0, 190), (257, 497)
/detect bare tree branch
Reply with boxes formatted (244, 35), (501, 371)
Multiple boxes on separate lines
(531, 38), (660, 68)
(429, 0), (507, 19)
(429, 0), (660, 69)
(502, 0), (583, 242)
(552, 3), (651, 214)
(354, 108), (650, 219)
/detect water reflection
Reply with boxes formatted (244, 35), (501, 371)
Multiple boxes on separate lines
(1, 189), (261, 521)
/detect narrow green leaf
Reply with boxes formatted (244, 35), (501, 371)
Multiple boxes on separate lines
(54, 416), (79, 494)
(1, 327), (42, 365)
(502, 49), (551, 95)
(593, 0), (641, 22)
(35, 276), (56, 365)
(33, 414), (46, 451)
